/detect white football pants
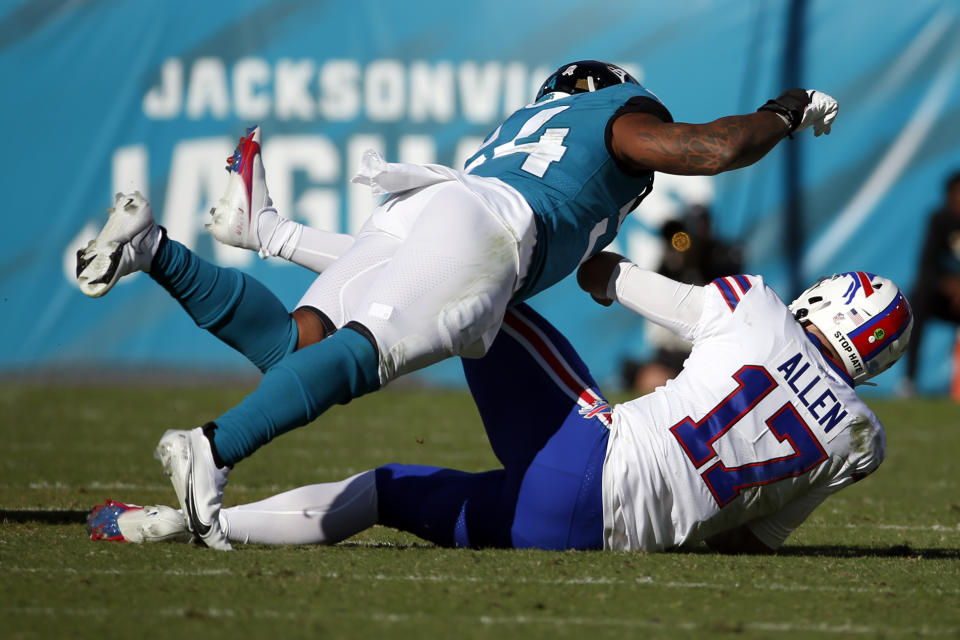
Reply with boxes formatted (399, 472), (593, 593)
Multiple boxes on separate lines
(296, 180), (530, 383)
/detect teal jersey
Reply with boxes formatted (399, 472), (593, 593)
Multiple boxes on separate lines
(465, 83), (672, 301)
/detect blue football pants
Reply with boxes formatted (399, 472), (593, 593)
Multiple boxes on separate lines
(375, 303), (611, 550)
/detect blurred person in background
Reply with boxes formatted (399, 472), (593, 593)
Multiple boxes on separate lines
(622, 205), (743, 393)
(903, 171), (960, 396)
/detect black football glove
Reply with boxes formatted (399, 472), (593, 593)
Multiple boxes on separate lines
(757, 88), (811, 132)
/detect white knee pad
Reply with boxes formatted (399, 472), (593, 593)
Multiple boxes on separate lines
(356, 288), (505, 382)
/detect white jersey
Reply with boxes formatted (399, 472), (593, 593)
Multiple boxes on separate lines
(601, 272), (885, 551)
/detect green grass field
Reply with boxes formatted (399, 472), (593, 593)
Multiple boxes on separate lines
(1, 384), (958, 638)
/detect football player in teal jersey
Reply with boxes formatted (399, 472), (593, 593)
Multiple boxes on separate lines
(463, 69), (674, 300)
(78, 61), (838, 549)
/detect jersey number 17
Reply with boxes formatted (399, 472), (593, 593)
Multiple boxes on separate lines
(670, 366), (828, 506)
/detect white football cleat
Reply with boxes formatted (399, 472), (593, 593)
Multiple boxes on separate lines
(155, 427), (232, 551)
(76, 191), (161, 298)
(121, 504), (193, 543)
(87, 500), (191, 543)
(207, 125), (274, 256)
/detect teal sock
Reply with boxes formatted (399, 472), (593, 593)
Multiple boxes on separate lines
(150, 234), (298, 372)
(212, 327), (381, 465)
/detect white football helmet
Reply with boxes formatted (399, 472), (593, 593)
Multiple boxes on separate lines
(789, 271), (913, 385)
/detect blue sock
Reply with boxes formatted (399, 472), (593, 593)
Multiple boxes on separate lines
(212, 327), (381, 464)
(150, 234), (298, 372)
(375, 464), (512, 548)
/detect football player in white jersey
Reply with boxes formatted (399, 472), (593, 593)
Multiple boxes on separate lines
(78, 61), (840, 549)
(89, 238), (911, 553)
(579, 253), (911, 551)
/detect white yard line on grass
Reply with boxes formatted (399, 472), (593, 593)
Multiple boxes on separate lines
(806, 523), (960, 533)
(471, 615), (958, 637)
(2, 605), (958, 636)
(6, 566), (958, 597)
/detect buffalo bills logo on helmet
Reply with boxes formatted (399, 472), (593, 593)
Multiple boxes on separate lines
(841, 271), (877, 305)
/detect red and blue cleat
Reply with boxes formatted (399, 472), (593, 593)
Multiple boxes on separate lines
(86, 499), (191, 544)
(87, 500), (142, 542)
(206, 125), (274, 255)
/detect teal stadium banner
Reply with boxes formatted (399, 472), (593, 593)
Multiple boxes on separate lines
(2, 0), (959, 393)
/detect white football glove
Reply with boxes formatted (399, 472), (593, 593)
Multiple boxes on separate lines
(797, 90), (838, 136)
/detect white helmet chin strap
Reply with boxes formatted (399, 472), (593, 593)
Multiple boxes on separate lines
(807, 323), (869, 385)
(819, 327), (868, 382)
